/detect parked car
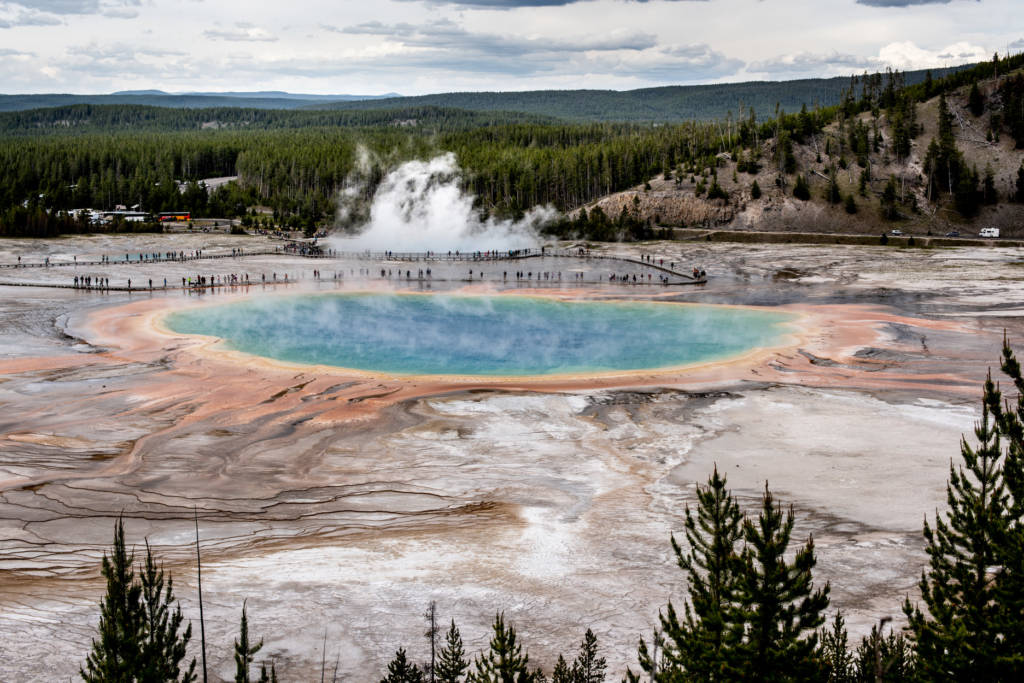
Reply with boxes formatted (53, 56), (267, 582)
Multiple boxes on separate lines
(889, 229), (903, 236)
(980, 227), (1000, 238)
(945, 231), (960, 237)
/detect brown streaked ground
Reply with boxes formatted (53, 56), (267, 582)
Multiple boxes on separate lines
(1, 234), (1022, 681)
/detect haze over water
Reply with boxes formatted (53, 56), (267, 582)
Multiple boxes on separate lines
(166, 293), (793, 376)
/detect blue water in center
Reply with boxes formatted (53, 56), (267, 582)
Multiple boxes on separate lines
(165, 293), (793, 376)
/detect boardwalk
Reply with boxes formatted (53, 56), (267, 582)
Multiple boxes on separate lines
(0, 246), (707, 291)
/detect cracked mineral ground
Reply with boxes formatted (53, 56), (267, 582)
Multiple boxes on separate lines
(1, 235), (1023, 681)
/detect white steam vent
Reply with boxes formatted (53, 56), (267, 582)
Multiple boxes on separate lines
(333, 152), (552, 252)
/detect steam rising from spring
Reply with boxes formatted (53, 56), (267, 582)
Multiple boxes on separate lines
(333, 152), (553, 252)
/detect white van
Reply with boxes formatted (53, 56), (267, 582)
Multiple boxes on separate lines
(980, 227), (1000, 238)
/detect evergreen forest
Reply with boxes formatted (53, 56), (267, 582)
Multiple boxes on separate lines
(2, 54), (1023, 238)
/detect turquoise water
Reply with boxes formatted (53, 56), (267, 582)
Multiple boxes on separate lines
(166, 293), (793, 376)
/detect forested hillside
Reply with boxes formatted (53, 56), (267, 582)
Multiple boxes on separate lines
(312, 67), (963, 122)
(1, 56), (1021, 238)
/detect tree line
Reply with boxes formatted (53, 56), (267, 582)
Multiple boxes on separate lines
(0, 105), (557, 137)
(3, 52), (1024, 237)
(78, 340), (1024, 681)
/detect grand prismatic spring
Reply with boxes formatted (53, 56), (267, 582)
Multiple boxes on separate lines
(0, 234), (1020, 680)
(165, 294), (794, 376)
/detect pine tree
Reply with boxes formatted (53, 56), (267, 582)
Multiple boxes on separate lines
(82, 517), (144, 682)
(571, 629), (606, 683)
(425, 601), (439, 683)
(234, 602), (264, 683)
(852, 624), (915, 682)
(983, 163), (998, 204)
(844, 194), (857, 214)
(973, 339), (1024, 675)
(257, 661), (278, 683)
(903, 369), (1010, 681)
(436, 619), (469, 683)
(82, 518), (196, 683)
(925, 94), (964, 198)
(954, 164), (981, 217)
(550, 655), (572, 683)
(138, 540), (196, 682)
(750, 180), (761, 199)
(881, 176), (899, 220)
(817, 612), (854, 683)
(969, 82), (985, 117)
(793, 175), (811, 201)
(734, 483), (830, 681)
(1015, 165), (1024, 203)
(627, 631), (662, 683)
(827, 171), (842, 204)
(659, 467), (744, 681)
(382, 648), (425, 683)
(468, 613), (535, 683)
(994, 348), (1024, 675)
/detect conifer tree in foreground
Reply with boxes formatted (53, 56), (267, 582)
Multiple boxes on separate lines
(550, 655), (572, 683)
(661, 466), (744, 681)
(234, 602), (263, 683)
(381, 648), (425, 683)
(905, 339), (1024, 681)
(138, 540), (196, 683)
(988, 339), (1024, 672)
(629, 471), (826, 682)
(257, 661), (278, 683)
(735, 484), (830, 681)
(571, 628), (606, 683)
(81, 517), (144, 682)
(852, 622), (915, 682)
(436, 619), (469, 683)
(468, 612), (537, 683)
(81, 517), (196, 683)
(817, 612), (854, 683)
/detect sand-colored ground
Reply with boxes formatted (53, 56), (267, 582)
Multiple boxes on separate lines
(1, 234), (1023, 680)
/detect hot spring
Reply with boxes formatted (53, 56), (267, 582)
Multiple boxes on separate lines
(165, 293), (794, 376)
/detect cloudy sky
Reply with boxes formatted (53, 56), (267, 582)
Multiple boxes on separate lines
(0, 0), (1020, 94)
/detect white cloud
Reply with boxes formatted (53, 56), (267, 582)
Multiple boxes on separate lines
(0, 47), (36, 56)
(0, 0), (1018, 94)
(748, 39), (991, 79)
(59, 41), (202, 79)
(0, 9), (62, 27)
(1, 0), (139, 15)
(203, 24), (278, 42)
(878, 40), (989, 69)
(749, 51), (881, 75)
(101, 7), (137, 18)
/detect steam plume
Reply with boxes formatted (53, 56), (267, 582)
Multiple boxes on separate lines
(332, 153), (552, 253)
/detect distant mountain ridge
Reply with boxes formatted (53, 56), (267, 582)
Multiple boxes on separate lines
(114, 90), (403, 101)
(0, 66), (967, 120)
(0, 91), (402, 112)
(310, 67), (966, 122)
